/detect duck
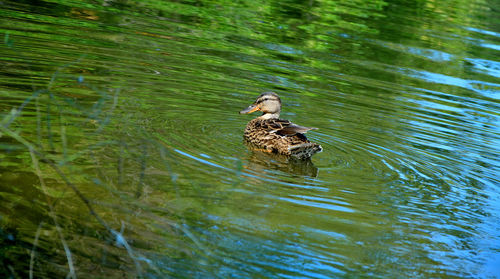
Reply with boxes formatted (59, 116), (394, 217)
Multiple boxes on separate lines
(239, 92), (322, 159)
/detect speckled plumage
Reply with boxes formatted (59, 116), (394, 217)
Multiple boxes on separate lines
(240, 92), (322, 160)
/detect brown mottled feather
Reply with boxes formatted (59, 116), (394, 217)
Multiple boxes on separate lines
(243, 118), (322, 159)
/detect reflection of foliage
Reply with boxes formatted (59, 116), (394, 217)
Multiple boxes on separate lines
(2, 0), (498, 277)
(0, 56), (211, 277)
(33, 0), (389, 51)
(265, 0), (387, 50)
(129, 0), (387, 50)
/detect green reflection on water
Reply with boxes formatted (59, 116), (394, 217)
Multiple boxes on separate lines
(1, 0), (500, 278)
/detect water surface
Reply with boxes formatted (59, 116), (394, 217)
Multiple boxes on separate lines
(1, 0), (499, 278)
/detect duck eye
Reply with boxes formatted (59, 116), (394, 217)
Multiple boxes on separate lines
(256, 98), (270, 104)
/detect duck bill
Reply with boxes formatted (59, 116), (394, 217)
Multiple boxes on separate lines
(239, 104), (259, 114)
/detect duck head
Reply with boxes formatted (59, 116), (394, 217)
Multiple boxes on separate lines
(239, 92), (281, 119)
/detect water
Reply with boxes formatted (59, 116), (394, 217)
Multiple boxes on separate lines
(1, 0), (499, 278)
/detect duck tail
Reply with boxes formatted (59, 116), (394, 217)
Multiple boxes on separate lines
(288, 143), (323, 159)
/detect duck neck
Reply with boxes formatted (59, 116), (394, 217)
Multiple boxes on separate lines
(259, 112), (280, 120)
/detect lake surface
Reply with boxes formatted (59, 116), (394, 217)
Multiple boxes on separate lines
(1, 0), (499, 278)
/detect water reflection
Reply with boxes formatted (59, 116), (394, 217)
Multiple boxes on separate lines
(244, 147), (319, 178)
(1, 0), (500, 278)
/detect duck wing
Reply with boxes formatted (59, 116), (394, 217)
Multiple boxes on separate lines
(264, 119), (318, 136)
(278, 122), (318, 136)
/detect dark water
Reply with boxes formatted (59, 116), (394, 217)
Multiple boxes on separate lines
(1, 0), (500, 278)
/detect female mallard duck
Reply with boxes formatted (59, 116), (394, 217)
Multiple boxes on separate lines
(239, 92), (322, 159)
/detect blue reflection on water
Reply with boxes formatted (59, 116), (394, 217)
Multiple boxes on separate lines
(370, 39), (453, 62)
(465, 58), (500, 78)
(464, 27), (500, 38)
(400, 68), (500, 97)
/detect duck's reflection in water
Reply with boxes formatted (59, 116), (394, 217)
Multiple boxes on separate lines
(243, 144), (319, 178)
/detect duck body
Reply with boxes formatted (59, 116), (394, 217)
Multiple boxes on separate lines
(240, 92), (322, 160)
(243, 118), (322, 159)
